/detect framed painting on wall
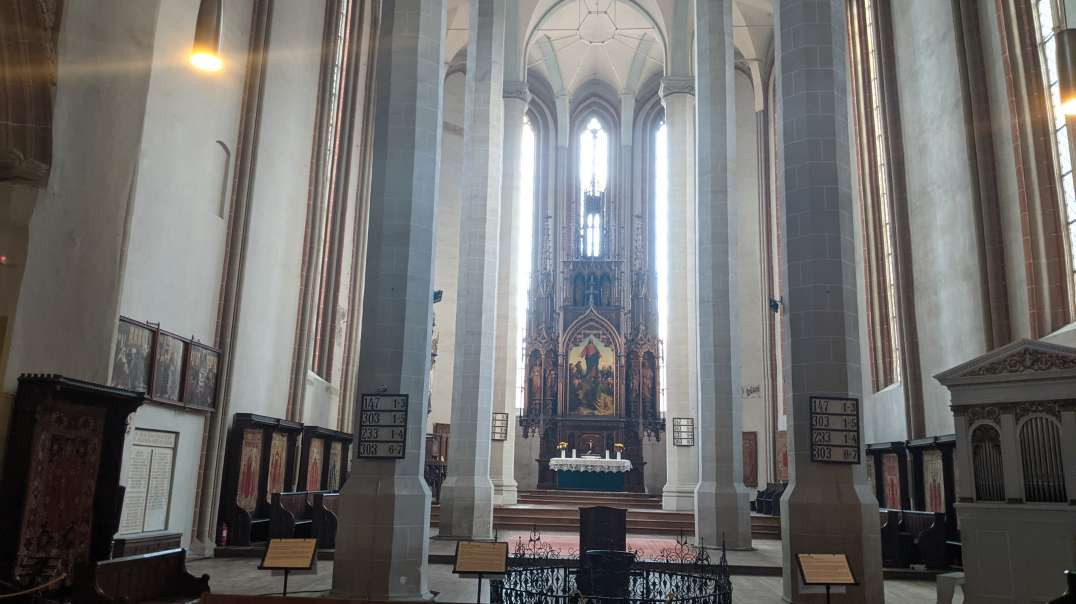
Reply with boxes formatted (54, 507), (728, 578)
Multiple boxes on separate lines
(151, 331), (185, 402)
(183, 342), (219, 409)
(742, 431), (758, 488)
(112, 318), (154, 393)
(776, 430), (789, 481)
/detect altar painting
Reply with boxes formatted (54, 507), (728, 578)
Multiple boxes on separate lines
(567, 336), (615, 416)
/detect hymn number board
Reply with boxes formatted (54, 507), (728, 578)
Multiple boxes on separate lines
(809, 396), (861, 464)
(357, 394), (408, 459)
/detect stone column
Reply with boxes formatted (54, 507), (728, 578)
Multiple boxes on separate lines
(439, 0), (505, 540)
(331, 1), (444, 599)
(660, 75), (699, 512)
(489, 81), (530, 506)
(775, 0), (884, 601)
(693, 0), (752, 550)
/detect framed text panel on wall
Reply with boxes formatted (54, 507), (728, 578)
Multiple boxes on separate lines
(117, 429), (177, 534)
(672, 417), (695, 447)
(491, 412), (509, 441)
(809, 396), (861, 464)
(356, 394), (408, 459)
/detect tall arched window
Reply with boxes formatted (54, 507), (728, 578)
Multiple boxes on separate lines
(654, 121), (668, 413)
(516, 115), (537, 411)
(1033, 0), (1076, 292)
(579, 116), (609, 257)
(849, 0), (902, 389)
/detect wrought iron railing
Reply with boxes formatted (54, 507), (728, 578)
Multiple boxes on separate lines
(491, 527), (733, 604)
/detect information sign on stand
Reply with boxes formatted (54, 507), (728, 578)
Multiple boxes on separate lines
(259, 538), (318, 596)
(357, 394), (408, 458)
(809, 396), (861, 464)
(796, 553), (857, 604)
(453, 541), (509, 604)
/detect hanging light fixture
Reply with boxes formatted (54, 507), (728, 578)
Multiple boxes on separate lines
(190, 0), (224, 72)
(1057, 28), (1076, 115)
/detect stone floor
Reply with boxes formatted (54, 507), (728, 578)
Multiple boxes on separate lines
(190, 535), (965, 603)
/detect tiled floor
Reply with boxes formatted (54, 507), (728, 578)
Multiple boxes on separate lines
(189, 536), (964, 603)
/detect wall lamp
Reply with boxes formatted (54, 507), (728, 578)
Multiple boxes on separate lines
(190, 0), (224, 72)
(1057, 28), (1076, 115)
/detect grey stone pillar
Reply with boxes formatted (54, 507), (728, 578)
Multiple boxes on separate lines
(775, 0), (884, 601)
(331, 1), (444, 599)
(660, 76), (699, 512)
(489, 81), (530, 506)
(439, 0), (505, 540)
(694, 0), (752, 550)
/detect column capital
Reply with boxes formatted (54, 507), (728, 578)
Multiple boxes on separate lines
(503, 80), (531, 106)
(660, 76), (695, 99)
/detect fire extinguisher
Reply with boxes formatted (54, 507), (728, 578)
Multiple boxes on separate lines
(218, 523), (229, 546)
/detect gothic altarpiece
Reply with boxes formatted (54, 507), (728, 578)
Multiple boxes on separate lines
(520, 113), (664, 492)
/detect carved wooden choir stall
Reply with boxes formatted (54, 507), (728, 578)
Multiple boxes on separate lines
(0, 375), (144, 591)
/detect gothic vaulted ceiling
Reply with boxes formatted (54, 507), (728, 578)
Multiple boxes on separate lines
(444, 0), (775, 96)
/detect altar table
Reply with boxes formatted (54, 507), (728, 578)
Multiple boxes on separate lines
(549, 457), (633, 491)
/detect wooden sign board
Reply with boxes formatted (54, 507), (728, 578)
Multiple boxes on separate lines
(796, 553), (857, 586)
(357, 394), (408, 458)
(809, 396), (861, 464)
(259, 538), (318, 570)
(452, 541), (509, 577)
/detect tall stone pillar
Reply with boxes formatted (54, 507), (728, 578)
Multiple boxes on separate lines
(660, 75), (699, 512)
(331, 1), (444, 599)
(775, 1), (884, 601)
(439, 0), (505, 540)
(489, 81), (530, 506)
(693, 0), (752, 550)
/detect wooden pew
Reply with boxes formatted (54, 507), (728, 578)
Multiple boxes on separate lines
(73, 548), (209, 603)
(311, 492), (340, 549)
(879, 509), (952, 569)
(880, 509), (909, 568)
(908, 511), (949, 569)
(269, 492), (316, 539)
(231, 503), (271, 546)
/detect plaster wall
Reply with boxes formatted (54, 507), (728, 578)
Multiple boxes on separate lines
(890, 0), (988, 436)
(119, 0), (253, 345)
(977, 0), (1033, 340)
(116, 404), (206, 550)
(227, 0), (326, 420)
(733, 71), (769, 493)
(0, 2), (161, 467)
(429, 70), (466, 432)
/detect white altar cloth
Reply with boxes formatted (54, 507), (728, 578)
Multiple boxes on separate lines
(548, 457), (633, 473)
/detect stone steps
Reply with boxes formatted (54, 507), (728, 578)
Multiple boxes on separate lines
(429, 489), (782, 538)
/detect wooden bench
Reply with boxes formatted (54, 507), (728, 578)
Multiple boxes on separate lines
(879, 509), (953, 569)
(311, 492), (340, 549)
(73, 548), (209, 603)
(754, 482), (786, 516)
(269, 492), (316, 539)
(231, 503), (271, 546)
